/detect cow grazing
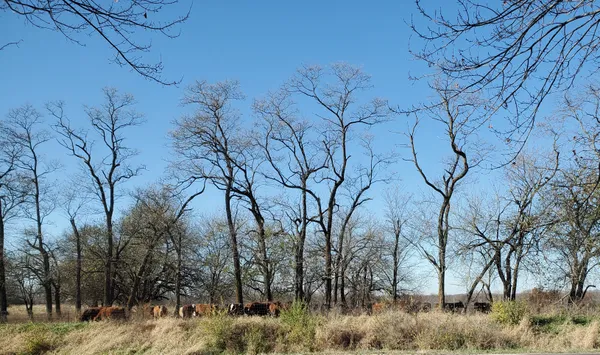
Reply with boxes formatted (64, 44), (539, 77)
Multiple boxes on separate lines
(194, 304), (217, 317)
(153, 305), (168, 318)
(179, 304), (195, 318)
(228, 303), (244, 316)
(473, 302), (491, 313)
(79, 307), (101, 322)
(93, 307), (127, 321)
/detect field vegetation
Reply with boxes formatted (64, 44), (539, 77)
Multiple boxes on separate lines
(3, 303), (600, 354)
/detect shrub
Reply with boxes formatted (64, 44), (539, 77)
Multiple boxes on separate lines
(24, 332), (56, 355)
(279, 301), (318, 351)
(492, 300), (529, 325)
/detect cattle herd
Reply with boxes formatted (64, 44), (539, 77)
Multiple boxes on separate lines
(77, 300), (492, 322)
(77, 301), (288, 322)
(79, 301), (491, 322)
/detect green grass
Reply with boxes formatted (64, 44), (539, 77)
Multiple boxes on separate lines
(530, 314), (597, 334)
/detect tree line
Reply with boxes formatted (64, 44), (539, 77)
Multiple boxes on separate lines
(0, 63), (599, 323)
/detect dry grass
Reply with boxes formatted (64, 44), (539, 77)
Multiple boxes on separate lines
(2, 306), (600, 354)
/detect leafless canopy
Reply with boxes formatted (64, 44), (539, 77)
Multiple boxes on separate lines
(2, 0), (189, 84)
(412, 0), (600, 143)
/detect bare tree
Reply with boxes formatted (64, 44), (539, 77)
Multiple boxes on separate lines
(383, 188), (413, 303)
(406, 79), (483, 308)
(289, 63), (390, 308)
(62, 185), (88, 315)
(50, 87), (145, 306)
(0, 120), (25, 323)
(171, 80), (246, 305)
(412, 1), (600, 143)
(546, 165), (600, 303)
(6, 251), (37, 321)
(333, 139), (391, 306)
(2, 0), (189, 84)
(123, 185), (200, 310)
(254, 89), (326, 301)
(6, 105), (56, 320)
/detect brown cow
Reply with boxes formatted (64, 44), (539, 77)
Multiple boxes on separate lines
(371, 302), (387, 314)
(79, 307), (101, 322)
(153, 305), (168, 318)
(93, 307), (127, 321)
(268, 302), (282, 317)
(194, 304), (217, 317)
(179, 304), (195, 318)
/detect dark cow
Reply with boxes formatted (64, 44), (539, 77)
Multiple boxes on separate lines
(443, 301), (465, 313)
(93, 306), (127, 321)
(179, 304), (195, 318)
(194, 303), (217, 317)
(153, 305), (168, 318)
(244, 302), (270, 316)
(473, 302), (491, 313)
(79, 307), (101, 322)
(228, 303), (244, 316)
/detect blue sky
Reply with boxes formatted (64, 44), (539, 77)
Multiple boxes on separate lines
(1, 1), (529, 295)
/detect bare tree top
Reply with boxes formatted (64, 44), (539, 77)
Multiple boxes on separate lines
(2, 0), (189, 85)
(412, 0), (600, 144)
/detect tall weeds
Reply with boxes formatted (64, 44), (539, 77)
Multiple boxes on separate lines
(1, 308), (600, 354)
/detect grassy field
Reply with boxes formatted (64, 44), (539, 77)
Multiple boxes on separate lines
(2, 303), (600, 354)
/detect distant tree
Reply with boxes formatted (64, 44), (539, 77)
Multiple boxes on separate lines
(6, 251), (37, 321)
(61, 185), (88, 315)
(2, 0), (189, 84)
(192, 216), (233, 304)
(287, 63), (390, 308)
(171, 80), (246, 305)
(383, 188), (413, 303)
(546, 166), (600, 303)
(50, 87), (145, 306)
(412, 0), (600, 143)
(123, 184), (199, 310)
(459, 152), (557, 307)
(254, 89), (327, 302)
(407, 78), (484, 308)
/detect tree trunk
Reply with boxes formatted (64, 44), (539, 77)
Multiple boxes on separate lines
(464, 257), (495, 311)
(294, 241), (305, 302)
(175, 234), (182, 315)
(256, 221), (272, 301)
(340, 262), (347, 305)
(42, 249), (52, 321)
(54, 283), (61, 318)
(294, 185), (308, 302)
(392, 227), (400, 303)
(438, 266), (446, 308)
(71, 218), (82, 315)
(0, 202), (6, 324)
(333, 230), (345, 305)
(127, 245), (154, 310)
(225, 186), (243, 305)
(105, 217), (114, 306)
(34, 172), (52, 321)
